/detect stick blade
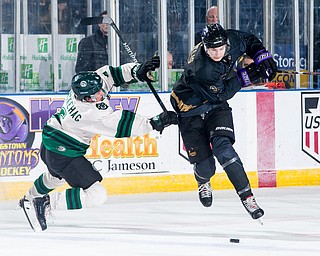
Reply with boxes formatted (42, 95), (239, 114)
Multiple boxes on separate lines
(80, 17), (103, 25)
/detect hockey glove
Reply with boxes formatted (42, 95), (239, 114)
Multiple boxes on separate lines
(253, 49), (277, 81)
(236, 63), (261, 87)
(150, 111), (178, 134)
(135, 56), (160, 83)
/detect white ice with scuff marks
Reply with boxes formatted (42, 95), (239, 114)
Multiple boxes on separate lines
(0, 186), (319, 256)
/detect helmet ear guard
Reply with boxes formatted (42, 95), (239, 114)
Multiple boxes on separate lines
(202, 23), (228, 49)
(71, 71), (104, 101)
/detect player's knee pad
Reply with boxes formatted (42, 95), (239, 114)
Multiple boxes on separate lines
(211, 136), (243, 168)
(193, 156), (216, 182)
(211, 136), (250, 192)
(52, 182), (107, 210)
(82, 182), (107, 208)
(41, 172), (65, 189)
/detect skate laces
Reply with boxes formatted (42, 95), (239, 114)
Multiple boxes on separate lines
(198, 182), (212, 198)
(34, 195), (51, 220)
(42, 196), (52, 221)
(44, 199), (55, 223)
(242, 195), (260, 213)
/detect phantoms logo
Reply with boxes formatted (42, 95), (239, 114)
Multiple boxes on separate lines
(301, 92), (320, 163)
(0, 98), (38, 177)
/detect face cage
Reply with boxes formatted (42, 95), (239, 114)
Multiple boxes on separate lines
(84, 88), (107, 102)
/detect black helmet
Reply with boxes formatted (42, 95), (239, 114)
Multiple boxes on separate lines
(202, 23), (228, 49)
(71, 71), (103, 101)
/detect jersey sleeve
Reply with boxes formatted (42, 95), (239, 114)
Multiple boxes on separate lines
(237, 30), (265, 58)
(227, 29), (266, 59)
(92, 109), (153, 138)
(221, 76), (242, 101)
(95, 63), (139, 91)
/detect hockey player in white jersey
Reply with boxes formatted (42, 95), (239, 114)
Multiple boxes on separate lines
(19, 56), (178, 231)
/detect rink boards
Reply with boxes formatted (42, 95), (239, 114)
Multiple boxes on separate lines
(0, 90), (319, 200)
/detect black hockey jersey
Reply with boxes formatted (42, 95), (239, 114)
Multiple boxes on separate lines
(170, 29), (265, 116)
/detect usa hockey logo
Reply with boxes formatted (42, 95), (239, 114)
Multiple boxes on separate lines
(301, 92), (320, 163)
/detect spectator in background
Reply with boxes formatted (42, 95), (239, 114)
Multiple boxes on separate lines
(153, 50), (175, 69)
(195, 6), (219, 45)
(167, 6), (187, 69)
(167, 51), (174, 69)
(75, 10), (108, 73)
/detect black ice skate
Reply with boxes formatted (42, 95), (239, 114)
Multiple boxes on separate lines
(197, 181), (213, 207)
(19, 195), (51, 231)
(241, 195), (264, 220)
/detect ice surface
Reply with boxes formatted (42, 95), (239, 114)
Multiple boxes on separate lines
(0, 186), (319, 256)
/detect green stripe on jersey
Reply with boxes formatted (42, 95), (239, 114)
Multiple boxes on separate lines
(115, 110), (135, 138)
(34, 174), (54, 195)
(42, 124), (89, 157)
(66, 188), (82, 210)
(109, 66), (125, 86)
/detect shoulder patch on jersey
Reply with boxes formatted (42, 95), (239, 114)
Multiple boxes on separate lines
(96, 102), (108, 110)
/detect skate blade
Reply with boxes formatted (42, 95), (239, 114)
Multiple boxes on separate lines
(20, 200), (43, 232)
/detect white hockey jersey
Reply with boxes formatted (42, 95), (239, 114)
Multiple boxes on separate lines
(42, 63), (154, 157)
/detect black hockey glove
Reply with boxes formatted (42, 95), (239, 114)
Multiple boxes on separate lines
(236, 62), (261, 87)
(253, 49), (277, 81)
(136, 56), (160, 83)
(150, 111), (178, 134)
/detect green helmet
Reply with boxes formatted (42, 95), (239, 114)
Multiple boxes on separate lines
(71, 71), (103, 101)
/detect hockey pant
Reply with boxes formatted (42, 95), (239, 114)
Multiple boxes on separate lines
(26, 172), (107, 210)
(194, 136), (252, 199)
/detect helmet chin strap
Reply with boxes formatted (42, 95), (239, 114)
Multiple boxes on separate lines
(101, 88), (108, 101)
(203, 44), (213, 59)
(204, 43), (208, 53)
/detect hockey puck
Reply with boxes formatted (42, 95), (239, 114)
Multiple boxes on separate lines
(230, 238), (240, 243)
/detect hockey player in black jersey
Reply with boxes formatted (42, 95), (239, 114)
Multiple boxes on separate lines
(171, 23), (277, 220)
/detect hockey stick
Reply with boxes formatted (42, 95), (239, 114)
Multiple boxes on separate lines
(80, 16), (104, 26)
(278, 69), (320, 76)
(105, 18), (168, 112)
(80, 16), (168, 112)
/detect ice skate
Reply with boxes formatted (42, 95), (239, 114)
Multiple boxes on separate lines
(241, 195), (264, 222)
(197, 181), (213, 207)
(19, 195), (51, 231)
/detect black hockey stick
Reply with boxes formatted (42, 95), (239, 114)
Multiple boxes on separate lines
(80, 16), (104, 26)
(278, 69), (320, 76)
(80, 16), (168, 112)
(105, 18), (168, 112)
